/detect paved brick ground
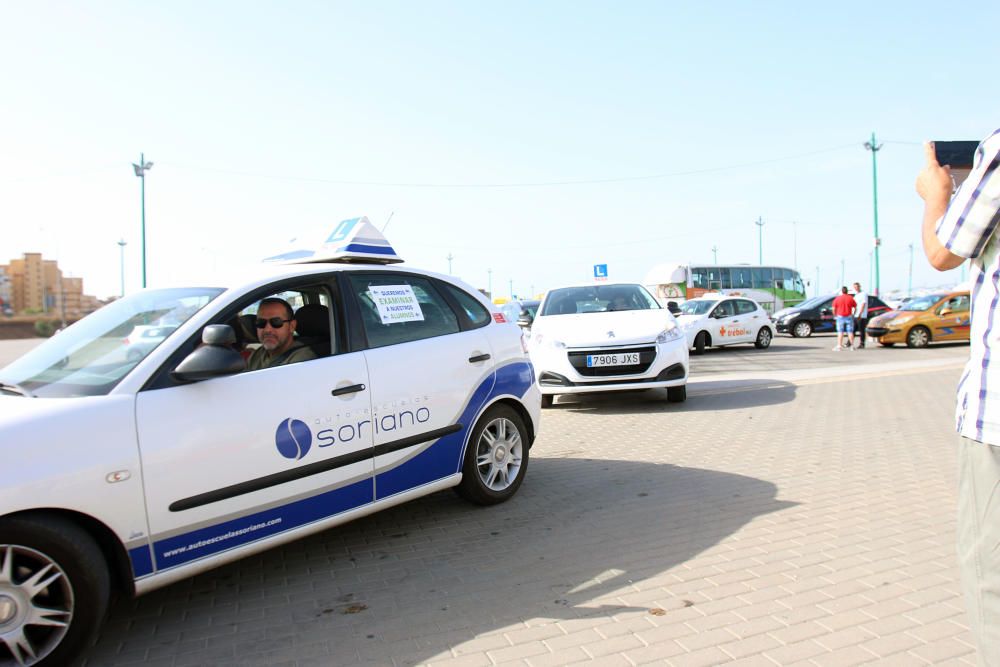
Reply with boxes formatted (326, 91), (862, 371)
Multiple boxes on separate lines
(80, 354), (978, 666)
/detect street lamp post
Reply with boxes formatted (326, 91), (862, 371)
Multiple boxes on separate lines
(447, 252), (454, 275)
(117, 239), (127, 297)
(711, 245), (718, 264)
(754, 217), (764, 264)
(863, 133), (882, 296)
(487, 268), (492, 298)
(132, 154), (154, 288)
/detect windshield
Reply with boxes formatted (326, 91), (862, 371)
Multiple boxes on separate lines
(899, 294), (945, 312)
(540, 285), (660, 316)
(0, 287), (223, 398)
(791, 295), (827, 310)
(678, 300), (714, 315)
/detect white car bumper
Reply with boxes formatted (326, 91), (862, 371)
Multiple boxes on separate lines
(530, 339), (689, 395)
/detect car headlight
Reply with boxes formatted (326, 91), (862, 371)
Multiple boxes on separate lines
(891, 315), (913, 326)
(534, 333), (566, 349)
(657, 323), (683, 343)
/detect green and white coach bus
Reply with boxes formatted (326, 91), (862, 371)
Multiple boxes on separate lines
(645, 263), (808, 314)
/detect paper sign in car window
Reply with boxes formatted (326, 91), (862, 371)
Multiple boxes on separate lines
(368, 285), (425, 324)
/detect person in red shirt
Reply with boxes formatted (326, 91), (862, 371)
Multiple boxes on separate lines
(831, 286), (857, 351)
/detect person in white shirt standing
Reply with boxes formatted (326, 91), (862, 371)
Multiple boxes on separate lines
(852, 282), (869, 349)
(918, 130), (1000, 664)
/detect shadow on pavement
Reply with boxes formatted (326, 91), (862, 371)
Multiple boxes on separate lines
(87, 458), (793, 666)
(548, 381), (796, 414)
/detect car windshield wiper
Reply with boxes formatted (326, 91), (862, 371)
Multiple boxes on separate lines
(0, 380), (35, 398)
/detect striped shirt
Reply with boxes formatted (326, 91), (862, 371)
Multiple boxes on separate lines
(935, 129), (1000, 444)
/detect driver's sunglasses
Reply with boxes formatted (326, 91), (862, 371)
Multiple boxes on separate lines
(255, 317), (293, 329)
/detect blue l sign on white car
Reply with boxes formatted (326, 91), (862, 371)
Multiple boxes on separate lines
(593, 264), (608, 279)
(0, 219), (540, 666)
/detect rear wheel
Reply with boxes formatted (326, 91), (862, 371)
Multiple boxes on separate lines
(693, 331), (708, 355)
(792, 321), (812, 338)
(754, 327), (772, 349)
(0, 515), (110, 666)
(906, 326), (931, 348)
(455, 404), (529, 505)
(666, 385), (687, 403)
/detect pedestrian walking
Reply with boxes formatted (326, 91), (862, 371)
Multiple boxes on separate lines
(831, 286), (856, 351)
(918, 130), (1000, 664)
(853, 282), (869, 349)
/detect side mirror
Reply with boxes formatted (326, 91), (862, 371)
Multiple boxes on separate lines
(516, 312), (534, 329)
(820, 308), (832, 316)
(939, 308), (952, 316)
(171, 325), (245, 382)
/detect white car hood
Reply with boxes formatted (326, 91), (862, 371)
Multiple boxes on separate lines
(533, 310), (673, 347)
(674, 314), (705, 327)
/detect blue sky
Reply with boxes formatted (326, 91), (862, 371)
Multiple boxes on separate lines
(2, 1), (998, 300)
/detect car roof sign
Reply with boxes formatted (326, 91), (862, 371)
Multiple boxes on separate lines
(262, 216), (404, 265)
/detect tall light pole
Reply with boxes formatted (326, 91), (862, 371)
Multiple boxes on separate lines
(132, 154), (153, 288)
(792, 221), (798, 270)
(754, 217), (764, 265)
(446, 252), (453, 274)
(908, 243), (914, 295)
(117, 239), (127, 297)
(840, 258), (845, 287)
(711, 245), (718, 264)
(487, 268), (492, 298)
(509, 279), (514, 299)
(864, 133), (882, 295)
(815, 266), (820, 297)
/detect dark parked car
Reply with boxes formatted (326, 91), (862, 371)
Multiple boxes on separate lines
(772, 294), (890, 337)
(501, 299), (540, 329)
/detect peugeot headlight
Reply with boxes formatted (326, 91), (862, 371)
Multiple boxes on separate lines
(891, 315), (913, 326)
(656, 322), (683, 343)
(535, 333), (566, 349)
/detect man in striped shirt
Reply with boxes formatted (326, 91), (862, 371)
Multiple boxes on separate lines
(919, 129), (1000, 663)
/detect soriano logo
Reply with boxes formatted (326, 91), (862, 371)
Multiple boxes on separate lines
(275, 418), (312, 460)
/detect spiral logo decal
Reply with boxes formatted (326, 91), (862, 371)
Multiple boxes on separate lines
(275, 418), (312, 460)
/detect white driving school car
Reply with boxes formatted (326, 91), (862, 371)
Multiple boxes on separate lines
(674, 293), (775, 355)
(524, 282), (688, 407)
(0, 218), (540, 666)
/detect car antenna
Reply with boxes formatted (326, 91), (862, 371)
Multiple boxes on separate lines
(382, 211), (395, 232)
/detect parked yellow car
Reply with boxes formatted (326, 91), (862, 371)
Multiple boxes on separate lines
(866, 291), (970, 348)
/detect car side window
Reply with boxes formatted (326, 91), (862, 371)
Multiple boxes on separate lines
(236, 285), (335, 370)
(350, 274), (461, 348)
(441, 282), (491, 328)
(950, 295), (970, 311)
(712, 301), (734, 318)
(736, 300), (757, 315)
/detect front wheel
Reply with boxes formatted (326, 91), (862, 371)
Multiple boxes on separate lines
(907, 326), (931, 348)
(0, 515), (110, 666)
(754, 327), (773, 349)
(666, 385), (687, 403)
(693, 331), (708, 355)
(455, 404), (529, 505)
(792, 321), (812, 338)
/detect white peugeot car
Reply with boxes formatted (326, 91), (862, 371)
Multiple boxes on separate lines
(674, 293), (775, 355)
(525, 282), (688, 407)
(0, 218), (540, 666)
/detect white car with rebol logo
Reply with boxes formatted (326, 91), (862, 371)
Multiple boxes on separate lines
(674, 293), (775, 355)
(524, 282), (688, 407)
(0, 218), (540, 666)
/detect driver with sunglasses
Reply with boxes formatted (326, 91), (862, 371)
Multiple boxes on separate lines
(245, 297), (317, 371)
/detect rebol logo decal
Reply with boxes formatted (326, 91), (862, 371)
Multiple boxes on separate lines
(275, 418), (312, 460)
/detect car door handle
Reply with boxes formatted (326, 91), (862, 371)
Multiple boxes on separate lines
(468, 353), (491, 363)
(331, 383), (366, 397)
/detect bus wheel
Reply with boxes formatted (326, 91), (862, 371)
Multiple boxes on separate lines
(693, 332), (708, 355)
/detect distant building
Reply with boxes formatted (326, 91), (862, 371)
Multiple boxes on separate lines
(0, 252), (102, 317)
